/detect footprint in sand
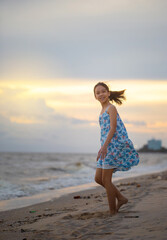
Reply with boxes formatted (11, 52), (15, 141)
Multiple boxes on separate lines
(63, 211), (110, 220)
(124, 215), (139, 218)
(119, 210), (139, 213)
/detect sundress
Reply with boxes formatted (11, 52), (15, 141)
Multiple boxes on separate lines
(97, 105), (139, 172)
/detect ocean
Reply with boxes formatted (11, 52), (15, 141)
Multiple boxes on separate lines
(0, 152), (167, 211)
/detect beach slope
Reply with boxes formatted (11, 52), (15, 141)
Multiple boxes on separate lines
(0, 171), (167, 240)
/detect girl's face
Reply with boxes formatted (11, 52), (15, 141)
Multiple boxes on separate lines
(94, 85), (110, 104)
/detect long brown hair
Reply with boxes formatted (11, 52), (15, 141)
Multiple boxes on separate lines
(94, 82), (126, 105)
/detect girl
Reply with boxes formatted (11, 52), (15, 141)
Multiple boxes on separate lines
(94, 82), (139, 216)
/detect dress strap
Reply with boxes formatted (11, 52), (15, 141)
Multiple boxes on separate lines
(105, 105), (110, 112)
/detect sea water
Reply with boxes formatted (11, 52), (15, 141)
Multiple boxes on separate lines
(0, 152), (167, 210)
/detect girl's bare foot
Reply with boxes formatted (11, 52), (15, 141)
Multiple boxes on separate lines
(116, 197), (128, 212)
(110, 210), (117, 216)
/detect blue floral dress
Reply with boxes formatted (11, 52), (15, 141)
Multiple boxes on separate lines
(97, 105), (139, 172)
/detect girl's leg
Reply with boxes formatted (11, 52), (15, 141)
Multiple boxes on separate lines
(112, 184), (128, 212)
(95, 168), (128, 212)
(94, 168), (103, 186)
(102, 169), (117, 215)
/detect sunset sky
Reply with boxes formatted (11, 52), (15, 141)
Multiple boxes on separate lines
(0, 0), (167, 152)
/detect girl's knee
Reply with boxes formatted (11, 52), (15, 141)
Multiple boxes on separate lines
(94, 176), (102, 185)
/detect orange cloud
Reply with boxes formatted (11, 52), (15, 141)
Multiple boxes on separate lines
(9, 116), (43, 124)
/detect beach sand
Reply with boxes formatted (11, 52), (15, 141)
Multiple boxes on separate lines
(0, 171), (167, 240)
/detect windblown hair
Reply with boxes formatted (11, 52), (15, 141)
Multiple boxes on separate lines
(94, 82), (126, 105)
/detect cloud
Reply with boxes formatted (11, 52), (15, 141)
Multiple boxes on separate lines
(0, 86), (99, 152)
(70, 117), (96, 125)
(0, 80), (99, 126)
(124, 119), (147, 126)
(0, 79), (167, 152)
(0, 89), (53, 123)
(0, 50), (64, 79)
(147, 121), (167, 129)
(0, 0), (167, 79)
(0, 84), (96, 126)
(0, 111), (99, 153)
(1, 0), (166, 35)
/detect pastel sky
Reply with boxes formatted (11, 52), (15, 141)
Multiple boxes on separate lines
(0, 0), (167, 152)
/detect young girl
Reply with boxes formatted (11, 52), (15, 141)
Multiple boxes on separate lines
(94, 82), (139, 216)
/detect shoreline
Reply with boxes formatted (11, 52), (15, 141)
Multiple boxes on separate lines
(0, 170), (167, 239)
(0, 168), (167, 213)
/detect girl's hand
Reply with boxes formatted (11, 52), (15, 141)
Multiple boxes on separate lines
(96, 146), (108, 161)
(100, 145), (108, 160)
(96, 148), (102, 161)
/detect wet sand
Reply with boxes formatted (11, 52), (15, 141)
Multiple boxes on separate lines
(0, 170), (167, 240)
